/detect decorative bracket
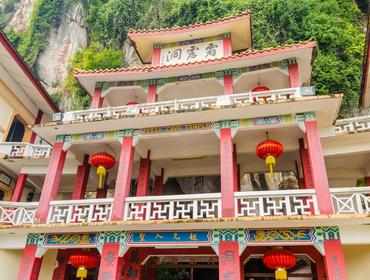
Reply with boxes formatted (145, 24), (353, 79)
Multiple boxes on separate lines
(214, 119), (240, 138)
(97, 231), (129, 257)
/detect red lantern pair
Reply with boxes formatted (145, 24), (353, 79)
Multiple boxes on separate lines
(90, 152), (116, 189)
(256, 133), (283, 174)
(263, 247), (297, 280)
(69, 252), (99, 280)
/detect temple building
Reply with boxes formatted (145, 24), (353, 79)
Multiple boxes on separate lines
(0, 11), (369, 280)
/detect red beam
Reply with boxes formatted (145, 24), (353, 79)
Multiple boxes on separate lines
(11, 173), (27, 202)
(97, 243), (124, 280)
(154, 168), (164, 195)
(219, 241), (242, 280)
(223, 36), (232, 57)
(151, 47), (161, 66)
(91, 87), (103, 109)
(323, 240), (348, 280)
(29, 110), (43, 144)
(288, 63), (300, 87)
(136, 151), (151, 197)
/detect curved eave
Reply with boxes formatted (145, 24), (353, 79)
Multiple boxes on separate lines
(0, 30), (59, 115)
(76, 40), (317, 96)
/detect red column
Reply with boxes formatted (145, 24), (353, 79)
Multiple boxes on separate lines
(71, 155), (90, 200)
(123, 249), (145, 280)
(147, 85), (157, 103)
(154, 168), (164, 195)
(218, 241), (242, 280)
(35, 142), (67, 223)
(17, 245), (43, 280)
(91, 86), (103, 109)
(98, 243), (124, 280)
(136, 151), (151, 197)
(288, 63), (300, 88)
(224, 74), (234, 95)
(233, 144), (238, 192)
(111, 137), (135, 221)
(11, 173), (27, 202)
(220, 128), (235, 217)
(305, 120), (333, 214)
(52, 249), (71, 280)
(29, 110), (43, 144)
(152, 45), (161, 66)
(299, 138), (313, 189)
(364, 177), (370, 186)
(223, 35), (232, 57)
(96, 185), (108, 198)
(323, 239), (348, 280)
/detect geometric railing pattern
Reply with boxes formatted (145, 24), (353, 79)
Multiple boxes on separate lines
(0, 143), (52, 158)
(0, 187), (369, 225)
(58, 87), (314, 123)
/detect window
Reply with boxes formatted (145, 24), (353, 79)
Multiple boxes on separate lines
(5, 116), (25, 142)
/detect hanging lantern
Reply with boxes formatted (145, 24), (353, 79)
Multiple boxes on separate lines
(69, 252), (99, 280)
(263, 247), (297, 280)
(256, 133), (283, 174)
(90, 152), (116, 189)
(252, 86), (270, 92)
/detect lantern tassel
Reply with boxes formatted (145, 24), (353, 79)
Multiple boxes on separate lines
(96, 166), (106, 189)
(76, 266), (88, 280)
(275, 267), (287, 280)
(265, 155), (276, 175)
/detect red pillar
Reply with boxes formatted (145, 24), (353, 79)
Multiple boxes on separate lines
(136, 151), (151, 197)
(123, 249), (146, 280)
(323, 239), (348, 280)
(97, 243), (124, 280)
(35, 142), (67, 223)
(147, 85), (157, 103)
(218, 241), (242, 280)
(17, 245), (43, 280)
(29, 110), (43, 144)
(305, 120), (333, 214)
(224, 74), (234, 95)
(71, 155), (90, 200)
(299, 138), (313, 189)
(220, 128), (235, 217)
(223, 35), (232, 57)
(364, 176), (370, 186)
(96, 185), (108, 198)
(52, 249), (71, 280)
(154, 168), (164, 195)
(11, 173), (27, 202)
(233, 144), (238, 192)
(288, 63), (300, 87)
(91, 86), (103, 109)
(111, 136), (135, 221)
(152, 45), (161, 66)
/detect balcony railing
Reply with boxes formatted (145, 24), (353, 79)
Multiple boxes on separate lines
(124, 193), (221, 221)
(0, 187), (368, 225)
(331, 187), (370, 214)
(57, 87), (314, 123)
(0, 201), (38, 225)
(234, 189), (319, 217)
(335, 115), (370, 134)
(0, 143), (52, 158)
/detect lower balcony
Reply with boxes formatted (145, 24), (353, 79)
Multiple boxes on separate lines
(0, 187), (368, 226)
(0, 142), (52, 158)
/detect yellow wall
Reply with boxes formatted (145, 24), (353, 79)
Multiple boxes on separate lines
(344, 244), (370, 280)
(0, 248), (57, 280)
(0, 80), (35, 142)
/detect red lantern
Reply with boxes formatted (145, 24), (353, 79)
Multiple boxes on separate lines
(263, 248), (296, 280)
(69, 252), (99, 280)
(252, 86), (270, 92)
(256, 133), (283, 174)
(90, 152), (116, 189)
(126, 101), (138, 105)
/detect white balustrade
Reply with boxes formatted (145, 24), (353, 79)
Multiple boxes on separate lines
(234, 189), (319, 217)
(0, 202), (38, 225)
(124, 193), (222, 221)
(335, 115), (370, 134)
(330, 187), (370, 214)
(0, 143), (52, 158)
(61, 87), (313, 122)
(47, 198), (113, 224)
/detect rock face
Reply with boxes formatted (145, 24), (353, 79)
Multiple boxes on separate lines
(6, 0), (35, 32)
(36, 3), (88, 88)
(122, 39), (142, 68)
